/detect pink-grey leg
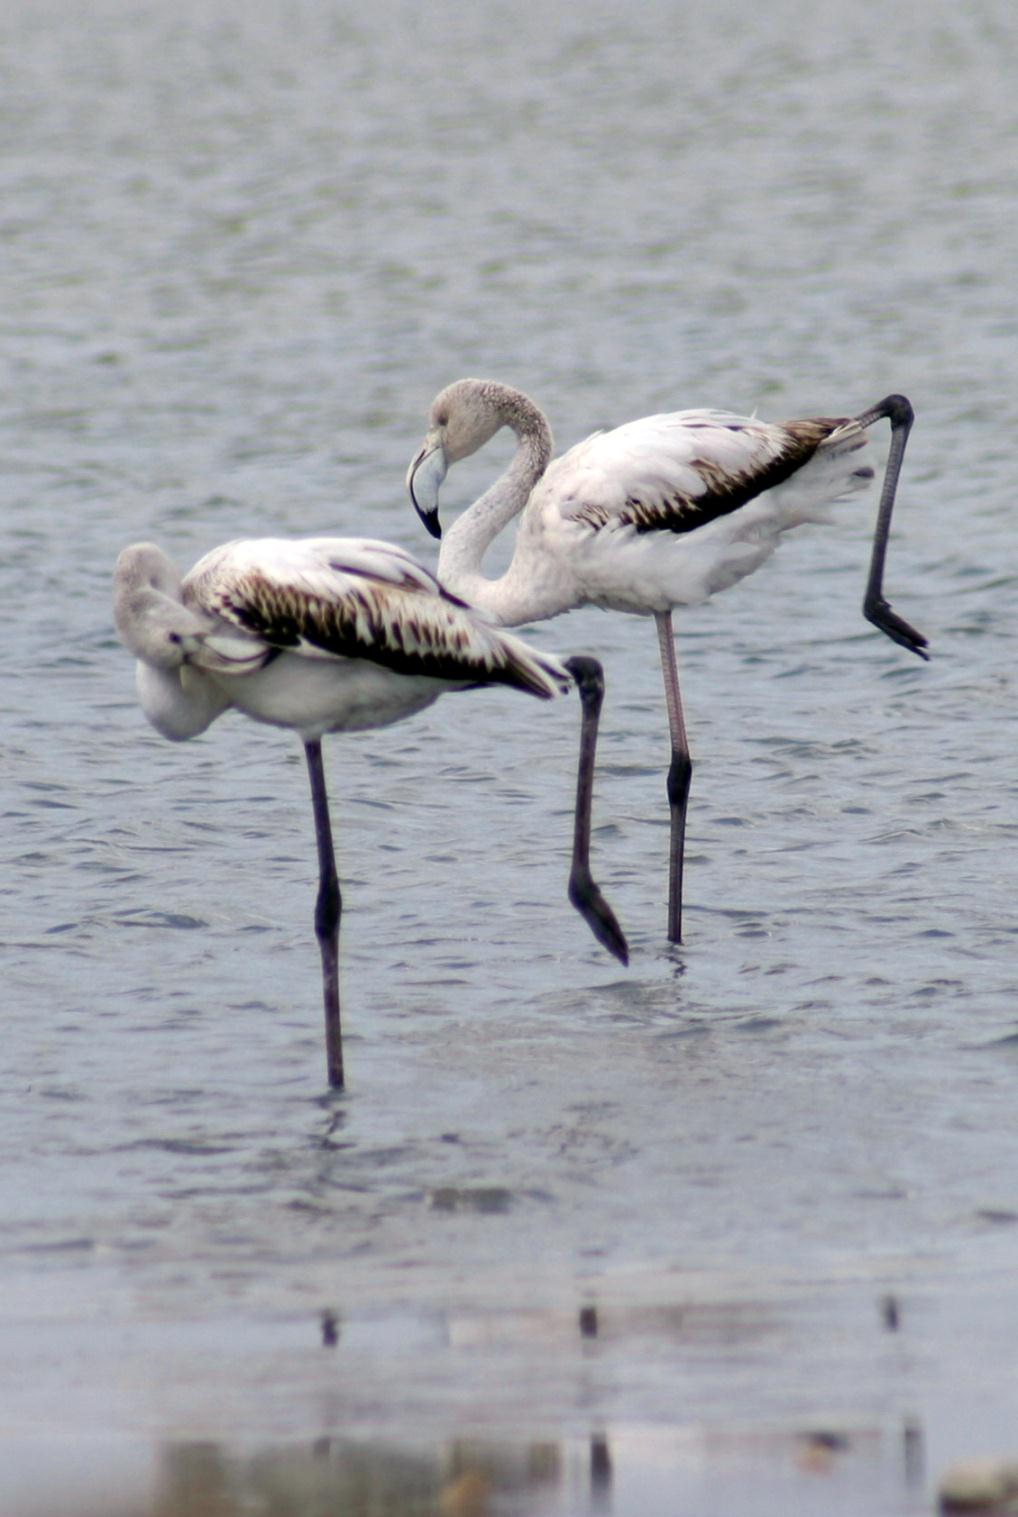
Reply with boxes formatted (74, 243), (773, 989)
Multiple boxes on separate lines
(655, 612), (692, 945)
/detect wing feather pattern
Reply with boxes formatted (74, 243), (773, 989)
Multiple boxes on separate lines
(535, 411), (859, 537)
(184, 537), (570, 699)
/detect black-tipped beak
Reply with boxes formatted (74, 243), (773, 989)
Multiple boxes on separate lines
(419, 504), (443, 540)
(406, 439), (448, 539)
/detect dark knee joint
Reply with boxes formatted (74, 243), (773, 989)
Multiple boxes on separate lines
(667, 750), (692, 808)
(315, 874), (342, 941)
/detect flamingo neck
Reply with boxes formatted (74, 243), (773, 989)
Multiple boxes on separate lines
(135, 661), (230, 741)
(437, 418), (562, 626)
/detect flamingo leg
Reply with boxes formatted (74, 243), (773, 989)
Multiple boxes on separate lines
(655, 612), (692, 945)
(303, 738), (344, 1090)
(856, 394), (928, 660)
(562, 656), (629, 966)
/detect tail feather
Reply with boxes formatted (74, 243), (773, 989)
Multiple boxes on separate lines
(490, 627), (573, 699)
(817, 416), (869, 458)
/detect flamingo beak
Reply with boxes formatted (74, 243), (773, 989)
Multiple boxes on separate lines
(407, 436), (447, 539)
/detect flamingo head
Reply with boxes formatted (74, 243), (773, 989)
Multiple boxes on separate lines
(407, 379), (515, 537)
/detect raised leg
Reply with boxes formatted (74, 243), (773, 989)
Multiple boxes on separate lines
(856, 394), (929, 660)
(304, 738), (344, 1090)
(562, 656), (629, 966)
(655, 612), (692, 945)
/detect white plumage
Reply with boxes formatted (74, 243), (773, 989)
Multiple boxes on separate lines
(407, 378), (927, 944)
(120, 539), (563, 745)
(114, 532), (628, 1089)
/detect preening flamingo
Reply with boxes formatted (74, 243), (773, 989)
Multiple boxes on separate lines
(114, 533), (628, 1089)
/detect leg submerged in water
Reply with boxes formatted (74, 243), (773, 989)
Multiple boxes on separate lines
(304, 738), (344, 1090)
(655, 612), (692, 946)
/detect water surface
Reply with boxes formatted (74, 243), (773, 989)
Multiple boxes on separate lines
(2, 2), (1018, 1512)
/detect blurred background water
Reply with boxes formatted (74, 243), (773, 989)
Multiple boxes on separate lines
(2, 0), (1017, 1512)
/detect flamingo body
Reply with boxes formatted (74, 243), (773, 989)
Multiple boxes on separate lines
(413, 387), (876, 625)
(407, 378), (926, 943)
(118, 536), (574, 742)
(114, 531), (628, 1089)
(512, 409), (876, 617)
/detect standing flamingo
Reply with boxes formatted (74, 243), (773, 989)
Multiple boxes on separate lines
(113, 534), (628, 1090)
(406, 379), (928, 944)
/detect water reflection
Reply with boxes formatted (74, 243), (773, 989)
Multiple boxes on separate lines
(181, 1435), (583, 1517)
(4, 1292), (929, 1515)
(152, 1438), (489, 1517)
(579, 1303), (600, 1338)
(9, 1419), (929, 1517)
(589, 1432), (613, 1506)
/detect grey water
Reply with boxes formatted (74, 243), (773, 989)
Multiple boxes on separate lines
(2, 1), (1017, 1512)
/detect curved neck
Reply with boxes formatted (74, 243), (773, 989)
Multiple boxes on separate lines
(437, 410), (560, 626)
(135, 662), (230, 741)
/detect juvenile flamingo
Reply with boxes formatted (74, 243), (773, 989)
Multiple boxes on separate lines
(114, 534), (628, 1089)
(407, 379), (927, 943)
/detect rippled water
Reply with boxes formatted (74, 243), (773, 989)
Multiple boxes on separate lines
(3, 1), (1018, 1512)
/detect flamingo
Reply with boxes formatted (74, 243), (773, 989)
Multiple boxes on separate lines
(113, 534), (628, 1090)
(406, 379), (928, 944)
